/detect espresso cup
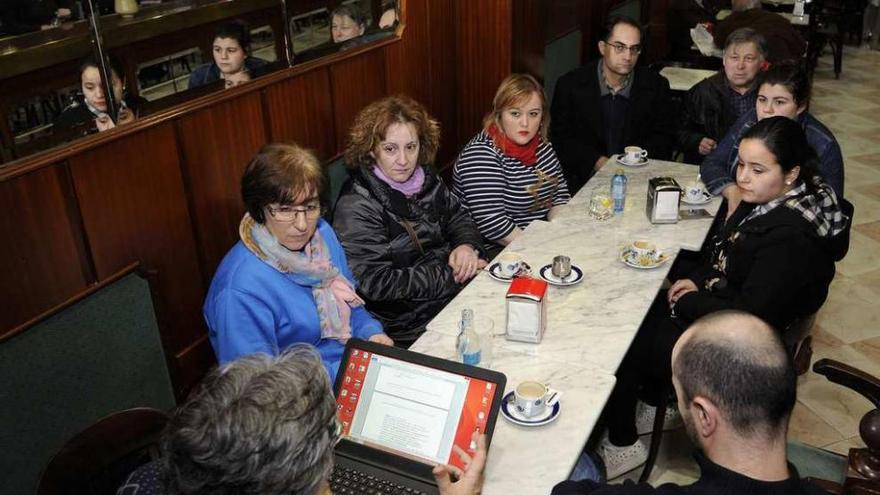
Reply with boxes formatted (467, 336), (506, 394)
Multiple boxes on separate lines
(685, 182), (706, 202)
(551, 255), (572, 279)
(623, 146), (648, 164)
(513, 381), (561, 418)
(498, 252), (524, 278)
(631, 240), (657, 259)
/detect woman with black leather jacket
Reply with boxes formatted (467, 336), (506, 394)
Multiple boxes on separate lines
(333, 95), (486, 347)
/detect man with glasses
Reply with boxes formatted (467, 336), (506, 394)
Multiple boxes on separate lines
(551, 15), (675, 193)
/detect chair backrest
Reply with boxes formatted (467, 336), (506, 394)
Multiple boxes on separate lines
(323, 155), (351, 222)
(36, 407), (169, 495)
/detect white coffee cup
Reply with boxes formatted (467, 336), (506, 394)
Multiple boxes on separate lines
(685, 181), (706, 202)
(623, 146), (648, 164)
(513, 381), (561, 418)
(630, 240), (657, 259)
(498, 252), (524, 277)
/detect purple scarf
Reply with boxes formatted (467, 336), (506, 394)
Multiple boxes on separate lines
(372, 165), (425, 197)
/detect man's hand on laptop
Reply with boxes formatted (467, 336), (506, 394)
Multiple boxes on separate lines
(433, 432), (487, 495)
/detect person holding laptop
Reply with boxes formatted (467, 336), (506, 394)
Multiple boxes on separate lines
(117, 345), (487, 495)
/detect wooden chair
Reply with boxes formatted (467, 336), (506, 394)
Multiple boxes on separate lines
(36, 407), (169, 495)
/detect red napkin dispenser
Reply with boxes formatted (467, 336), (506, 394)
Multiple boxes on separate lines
(505, 277), (549, 343)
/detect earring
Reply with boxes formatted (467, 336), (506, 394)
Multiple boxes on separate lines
(785, 181), (792, 185)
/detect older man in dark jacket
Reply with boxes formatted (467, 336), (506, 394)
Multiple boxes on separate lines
(551, 15), (676, 193)
(678, 28), (766, 164)
(713, 0), (805, 63)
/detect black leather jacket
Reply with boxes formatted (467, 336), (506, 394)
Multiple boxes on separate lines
(678, 73), (748, 165)
(333, 165), (484, 344)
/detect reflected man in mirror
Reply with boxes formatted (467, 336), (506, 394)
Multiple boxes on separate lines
(188, 20), (268, 90)
(54, 56), (143, 136)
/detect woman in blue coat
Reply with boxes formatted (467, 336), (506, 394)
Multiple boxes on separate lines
(204, 143), (391, 380)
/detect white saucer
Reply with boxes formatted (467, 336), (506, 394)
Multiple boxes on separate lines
(500, 391), (561, 427)
(681, 191), (712, 205)
(619, 246), (672, 269)
(615, 155), (649, 167)
(487, 262), (531, 282)
(538, 264), (584, 286)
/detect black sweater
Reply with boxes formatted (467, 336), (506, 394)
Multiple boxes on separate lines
(552, 452), (828, 495)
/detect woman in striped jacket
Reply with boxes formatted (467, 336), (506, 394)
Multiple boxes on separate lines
(453, 74), (571, 256)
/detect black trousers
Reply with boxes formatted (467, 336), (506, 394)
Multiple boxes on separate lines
(606, 292), (690, 446)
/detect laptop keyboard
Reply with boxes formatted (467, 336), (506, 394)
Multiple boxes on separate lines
(329, 465), (426, 495)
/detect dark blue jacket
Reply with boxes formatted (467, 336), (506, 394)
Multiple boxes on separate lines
(187, 57), (269, 89)
(700, 109), (844, 199)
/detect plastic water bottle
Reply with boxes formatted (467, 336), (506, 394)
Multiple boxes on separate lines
(611, 169), (628, 214)
(456, 308), (481, 365)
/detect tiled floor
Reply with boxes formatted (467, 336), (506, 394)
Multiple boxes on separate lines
(631, 46), (880, 486)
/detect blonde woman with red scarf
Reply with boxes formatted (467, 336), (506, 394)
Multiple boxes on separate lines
(452, 74), (571, 257)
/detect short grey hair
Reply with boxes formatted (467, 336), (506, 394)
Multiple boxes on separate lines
(724, 27), (768, 59)
(161, 346), (336, 495)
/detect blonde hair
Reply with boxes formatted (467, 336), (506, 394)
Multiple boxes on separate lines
(482, 73), (549, 141)
(345, 95), (441, 168)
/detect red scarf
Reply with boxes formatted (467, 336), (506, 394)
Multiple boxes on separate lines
(487, 124), (539, 166)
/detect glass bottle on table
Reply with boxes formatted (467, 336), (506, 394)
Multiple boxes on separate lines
(456, 308), (481, 366)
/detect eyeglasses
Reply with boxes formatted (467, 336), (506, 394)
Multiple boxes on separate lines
(266, 204), (322, 222)
(604, 41), (642, 55)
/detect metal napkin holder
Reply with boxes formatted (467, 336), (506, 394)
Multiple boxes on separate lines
(646, 177), (682, 224)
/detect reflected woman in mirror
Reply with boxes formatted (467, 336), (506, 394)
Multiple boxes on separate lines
(54, 56), (144, 136)
(330, 4), (366, 44)
(188, 20), (268, 90)
(333, 96), (487, 348)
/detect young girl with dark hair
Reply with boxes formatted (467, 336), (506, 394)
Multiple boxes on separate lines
(599, 116), (852, 479)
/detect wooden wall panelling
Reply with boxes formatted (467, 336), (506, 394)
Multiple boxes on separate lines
(384, 0), (432, 109)
(264, 68), (336, 160)
(67, 123), (207, 393)
(329, 49), (387, 150)
(454, 0), (513, 146)
(644, 0), (671, 63)
(0, 165), (92, 335)
(425, 0), (458, 167)
(176, 92), (267, 280)
(512, 0), (549, 80)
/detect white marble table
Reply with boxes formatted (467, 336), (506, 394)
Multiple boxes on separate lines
(410, 160), (721, 494)
(660, 66), (717, 92)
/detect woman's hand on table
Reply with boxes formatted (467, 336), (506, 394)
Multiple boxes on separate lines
(433, 432), (487, 495)
(368, 333), (394, 346)
(667, 279), (698, 306)
(449, 245), (485, 284)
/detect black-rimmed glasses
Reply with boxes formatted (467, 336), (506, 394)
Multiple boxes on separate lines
(266, 204), (323, 222)
(604, 41), (642, 55)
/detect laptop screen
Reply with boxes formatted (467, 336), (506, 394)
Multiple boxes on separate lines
(336, 345), (499, 470)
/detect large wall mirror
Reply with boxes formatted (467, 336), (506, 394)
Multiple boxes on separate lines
(0, 0), (402, 167)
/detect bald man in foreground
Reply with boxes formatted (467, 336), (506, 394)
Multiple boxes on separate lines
(553, 310), (826, 494)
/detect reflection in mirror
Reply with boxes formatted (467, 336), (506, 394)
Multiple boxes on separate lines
(187, 20), (272, 91)
(379, 0), (398, 29)
(0, 0), (288, 166)
(53, 55), (145, 137)
(290, 0), (397, 66)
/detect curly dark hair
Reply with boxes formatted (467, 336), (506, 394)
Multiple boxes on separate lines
(344, 95), (441, 168)
(161, 346), (337, 495)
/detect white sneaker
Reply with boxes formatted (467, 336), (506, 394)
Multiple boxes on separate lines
(597, 436), (649, 480)
(635, 400), (683, 436)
